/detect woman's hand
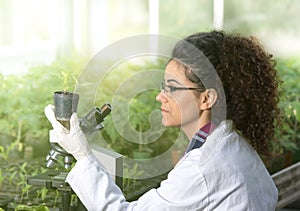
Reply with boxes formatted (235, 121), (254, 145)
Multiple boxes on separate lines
(44, 104), (92, 160)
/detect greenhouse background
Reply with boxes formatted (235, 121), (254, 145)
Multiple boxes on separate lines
(0, 0), (299, 74)
(0, 0), (300, 210)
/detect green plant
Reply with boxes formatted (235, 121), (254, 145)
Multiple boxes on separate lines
(21, 183), (32, 200)
(8, 170), (17, 185)
(36, 187), (48, 202)
(0, 169), (6, 187)
(70, 194), (79, 207)
(14, 204), (50, 211)
(53, 190), (60, 207)
(273, 57), (300, 154)
(0, 139), (19, 161)
(129, 92), (157, 154)
(123, 163), (144, 192)
(0, 56), (86, 161)
(93, 59), (166, 156)
(56, 69), (78, 93)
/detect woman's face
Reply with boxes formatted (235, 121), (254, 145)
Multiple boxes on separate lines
(156, 60), (202, 128)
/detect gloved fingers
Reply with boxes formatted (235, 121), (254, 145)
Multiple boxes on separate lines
(44, 104), (57, 126)
(70, 112), (82, 132)
(49, 129), (59, 143)
(44, 104), (69, 133)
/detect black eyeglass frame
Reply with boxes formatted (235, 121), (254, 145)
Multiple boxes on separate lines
(160, 82), (205, 93)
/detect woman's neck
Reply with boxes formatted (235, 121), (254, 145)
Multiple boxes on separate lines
(181, 110), (211, 140)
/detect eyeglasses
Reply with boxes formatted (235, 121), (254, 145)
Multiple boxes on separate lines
(160, 82), (205, 95)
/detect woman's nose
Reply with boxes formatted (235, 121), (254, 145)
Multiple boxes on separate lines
(156, 91), (168, 103)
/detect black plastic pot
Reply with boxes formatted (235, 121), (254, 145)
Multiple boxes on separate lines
(53, 91), (79, 122)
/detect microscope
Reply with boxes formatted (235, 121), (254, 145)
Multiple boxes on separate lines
(45, 102), (112, 169)
(28, 93), (112, 211)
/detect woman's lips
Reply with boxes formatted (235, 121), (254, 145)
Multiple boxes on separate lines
(161, 107), (169, 113)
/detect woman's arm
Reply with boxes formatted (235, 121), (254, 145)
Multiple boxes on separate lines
(66, 153), (208, 211)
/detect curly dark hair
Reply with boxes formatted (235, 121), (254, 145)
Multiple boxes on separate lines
(171, 30), (281, 155)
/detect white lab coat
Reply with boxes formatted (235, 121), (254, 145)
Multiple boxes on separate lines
(66, 120), (278, 210)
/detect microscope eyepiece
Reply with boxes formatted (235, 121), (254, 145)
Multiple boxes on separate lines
(79, 102), (112, 135)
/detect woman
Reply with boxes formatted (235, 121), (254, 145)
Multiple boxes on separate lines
(45, 30), (280, 210)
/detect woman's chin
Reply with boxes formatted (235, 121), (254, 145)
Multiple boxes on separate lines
(162, 120), (180, 128)
(162, 119), (170, 127)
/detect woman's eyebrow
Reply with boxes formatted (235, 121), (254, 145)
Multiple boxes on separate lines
(166, 79), (182, 85)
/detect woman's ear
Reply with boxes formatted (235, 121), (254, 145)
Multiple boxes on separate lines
(199, 89), (218, 110)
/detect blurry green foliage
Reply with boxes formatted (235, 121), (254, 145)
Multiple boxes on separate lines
(0, 56), (181, 160)
(93, 57), (182, 157)
(1, 54), (300, 163)
(0, 56), (87, 160)
(272, 57), (300, 154)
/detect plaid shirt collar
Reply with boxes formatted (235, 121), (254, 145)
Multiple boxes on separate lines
(185, 122), (216, 154)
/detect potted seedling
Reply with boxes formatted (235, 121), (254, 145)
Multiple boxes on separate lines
(44, 69), (81, 169)
(53, 70), (79, 128)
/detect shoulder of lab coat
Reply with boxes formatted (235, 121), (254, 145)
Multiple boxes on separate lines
(66, 120), (278, 210)
(66, 150), (209, 210)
